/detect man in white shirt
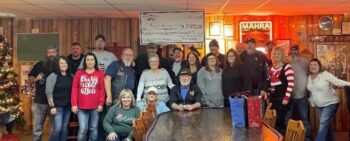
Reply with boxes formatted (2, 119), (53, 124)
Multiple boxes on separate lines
(78, 34), (117, 72)
(288, 44), (311, 141)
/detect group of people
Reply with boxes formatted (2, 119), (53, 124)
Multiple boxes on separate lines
(26, 33), (348, 141)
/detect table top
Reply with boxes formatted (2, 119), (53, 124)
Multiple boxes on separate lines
(144, 108), (283, 141)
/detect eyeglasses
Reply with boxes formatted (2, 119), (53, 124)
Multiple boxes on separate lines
(148, 92), (157, 95)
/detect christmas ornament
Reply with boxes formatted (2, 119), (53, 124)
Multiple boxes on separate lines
(7, 72), (14, 79)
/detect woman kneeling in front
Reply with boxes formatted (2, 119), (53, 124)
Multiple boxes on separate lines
(104, 89), (140, 141)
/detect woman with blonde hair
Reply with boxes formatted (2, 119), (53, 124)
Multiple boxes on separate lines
(267, 47), (295, 134)
(103, 89), (140, 141)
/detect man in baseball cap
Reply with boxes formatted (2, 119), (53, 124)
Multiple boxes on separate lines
(169, 68), (202, 111)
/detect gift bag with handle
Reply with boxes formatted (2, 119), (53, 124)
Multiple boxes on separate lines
(247, 96), (262, 128)
(229, 96), (246, 128)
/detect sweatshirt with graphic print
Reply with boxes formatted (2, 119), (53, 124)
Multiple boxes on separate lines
(71, 69), (105, 109)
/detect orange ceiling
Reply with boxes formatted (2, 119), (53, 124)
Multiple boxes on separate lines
(0, 0), (349, 18)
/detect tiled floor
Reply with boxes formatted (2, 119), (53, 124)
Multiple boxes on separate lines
(9, 131), (349, 141)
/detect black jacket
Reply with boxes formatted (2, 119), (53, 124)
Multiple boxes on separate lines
(239, 50), (269, 91)
(222, 63), (251, 99)
(169, 84), (203, 106)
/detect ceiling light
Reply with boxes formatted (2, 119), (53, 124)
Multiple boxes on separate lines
(0, 12), (15, 17)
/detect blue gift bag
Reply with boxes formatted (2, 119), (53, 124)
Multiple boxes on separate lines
(229, 96), (246, 128)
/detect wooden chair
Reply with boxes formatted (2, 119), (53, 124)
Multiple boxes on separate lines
(263, 103), (277, 128)
(285, 120), (306, 141)
(133, 118), (146, 141)
(141, 110), (155, 129)
(146, 103), (157, 118)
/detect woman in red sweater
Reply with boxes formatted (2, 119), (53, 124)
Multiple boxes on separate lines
(268, 47), (294, 135)
(71, 53), (105, 141)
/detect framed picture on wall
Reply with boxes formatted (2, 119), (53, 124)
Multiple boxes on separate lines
(209, 22), (221, 36)
(316, 44), (347, 80)
(276, 39), (291, 55)
(342, 22), (350, 35)
(224, 24), (233, 37)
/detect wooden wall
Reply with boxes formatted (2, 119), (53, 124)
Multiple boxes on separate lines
(0, 17), (139, 131)
(206, 14), (350, 132)
(1, 15), (350, 133)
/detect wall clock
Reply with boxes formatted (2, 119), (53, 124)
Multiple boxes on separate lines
(318, 16), (333, 30)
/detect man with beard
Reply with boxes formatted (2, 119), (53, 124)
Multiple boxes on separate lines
(99, 48), (135, 141)
(28, 45), (58, 141)
(169, 47), (186, 80)
(105, 48), (136, 105)
(287, 44), (311, 141)
(239, 38), (269, 96)
(67, 42), (84, 74)
(169, 68), (202, 111)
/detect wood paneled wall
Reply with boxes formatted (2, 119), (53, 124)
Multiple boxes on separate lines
(0, 17), (139, 131)
(1, 15), (350, 133)
(206, 14), (350, 132)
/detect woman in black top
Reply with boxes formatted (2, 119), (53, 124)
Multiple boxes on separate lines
(184, 51), (201, 85)
(222, 49), (251, 107)
(45, 56), (73, 141)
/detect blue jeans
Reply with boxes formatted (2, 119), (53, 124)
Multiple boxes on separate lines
(77, 109), (99, 141)
(285, 96), (311, 141)
(32, 102), (50, 141)
(315, 103), (339, 141)
(48, 107), (71, 141)
(98, 105), (111, 141)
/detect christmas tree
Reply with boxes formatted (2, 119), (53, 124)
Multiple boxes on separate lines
(0, 35), (24, 125)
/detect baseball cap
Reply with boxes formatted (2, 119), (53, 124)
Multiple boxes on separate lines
(245, 38), (256, 44)
(95, 34), (106, 41)
(146, 87), (158, 94)
(178, 68), (192, 77)
(290, 44), (299, 50)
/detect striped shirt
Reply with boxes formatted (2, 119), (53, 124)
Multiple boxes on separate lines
(270, 64), (294, 102)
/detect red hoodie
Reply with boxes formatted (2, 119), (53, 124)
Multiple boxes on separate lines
(71, 69), (105, 109)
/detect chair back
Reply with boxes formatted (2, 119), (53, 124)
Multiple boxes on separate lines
(141, 110), (155, 129)
(263, 108), (277, 128)
(133, 118), (146, 141)
(285, 120), (306, 141)
(146, 103), (157, 118)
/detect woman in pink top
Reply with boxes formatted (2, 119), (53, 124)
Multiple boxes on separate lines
(71, 52), (105, 141)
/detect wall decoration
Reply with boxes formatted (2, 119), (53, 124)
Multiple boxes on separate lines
(342, 22), (350, 35)
(316, 44), (347, 80)
(276, 39), (291, 55)
(224, 24), (233, 36)
(20, 62), (36, 96)
(239, 21), (272, 47)
(318, 16), (333, 31)
(209, 22), (221, 36)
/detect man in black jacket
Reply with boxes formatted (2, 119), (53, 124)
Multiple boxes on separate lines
(239, 38), (269, 96)
(169, 68), (202, 111)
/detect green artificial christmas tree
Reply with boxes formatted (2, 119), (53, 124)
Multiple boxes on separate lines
(0, 35), (24, 126)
